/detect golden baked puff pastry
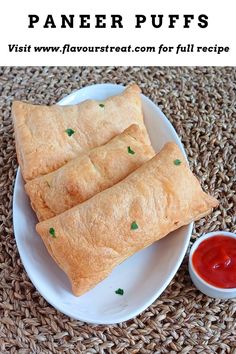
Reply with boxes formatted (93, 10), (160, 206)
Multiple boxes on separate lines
(12, 84), (149, 181)
(25, 124), (155, 221)
(36, 142), (218, 296)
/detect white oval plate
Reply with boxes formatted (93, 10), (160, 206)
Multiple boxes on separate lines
(13, 84), (193, 324)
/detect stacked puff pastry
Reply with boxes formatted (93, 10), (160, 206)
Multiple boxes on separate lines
(13, 84), (218, 296)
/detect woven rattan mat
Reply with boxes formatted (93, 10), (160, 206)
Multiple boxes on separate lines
(0, 67), (235, 354)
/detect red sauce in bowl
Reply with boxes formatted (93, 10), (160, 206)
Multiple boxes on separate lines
(192, 235), (236, 288)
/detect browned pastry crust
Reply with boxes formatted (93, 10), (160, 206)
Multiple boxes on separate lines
(12, 84), (149, 181)
(25, 124), (155, 221)
(36, 142), (218, 296)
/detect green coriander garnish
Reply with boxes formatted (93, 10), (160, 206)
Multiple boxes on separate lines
(127, 146), (135, 155)
(49, 227), (56, 238)
(131, 221), (138, 230)
(46, 181), (50, 188)
(99, 103), (105, 108)
(174, 159), (181, 166)
(65, 128), (75, 137)
(115, 288), (124, 295)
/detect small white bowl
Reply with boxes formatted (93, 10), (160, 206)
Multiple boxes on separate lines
(189, 231), (236, 299)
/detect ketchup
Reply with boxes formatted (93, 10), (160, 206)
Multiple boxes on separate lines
(192, 236), (236, 288)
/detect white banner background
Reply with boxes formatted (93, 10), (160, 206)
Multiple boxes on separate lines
(0, 0), (235, 65)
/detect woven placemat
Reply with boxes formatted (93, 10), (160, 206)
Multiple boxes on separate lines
(0, 67), (235, 354)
